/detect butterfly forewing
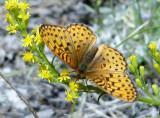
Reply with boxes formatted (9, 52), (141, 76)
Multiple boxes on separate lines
(86, 70), (138, 102)
(39, 25), (77, 69)
(67, 24), (97, 65)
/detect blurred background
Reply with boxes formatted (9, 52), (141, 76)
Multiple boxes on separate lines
(0, 0), (160, 118)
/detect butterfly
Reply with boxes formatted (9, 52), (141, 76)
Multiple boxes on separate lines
(39, 23), (138, 102)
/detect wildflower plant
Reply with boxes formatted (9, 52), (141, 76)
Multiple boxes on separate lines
(148, 42), (160, 73)
(129, 54), (160, 105)
(4, 0), (59, 83)
(4, 0), (81, 103)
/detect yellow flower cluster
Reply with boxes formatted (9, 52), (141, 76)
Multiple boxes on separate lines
(148, 42), (156, 52)
(4, 0), (19, 10)
(23, 51), (35, 63)
(6, 24), (18, 34)
(148, 42), (160, 73)
(4, 0), (30, 10)
(65, 81), (79, 103)
(21, 34), (34, 47)
(129, 55), (139, 75)
(38, 65), (52, 82)
(18, 12), (31, 21)
(58, 69), (70, 82)
(69, 82), (79, 91)
(4, 0), (31, 34)
(58, 69), (79, 103)
(129, 55), (136, 62)
(18, 2), (30, 9)
(65, 90), (78, 103)
(32, 25), (42, 45)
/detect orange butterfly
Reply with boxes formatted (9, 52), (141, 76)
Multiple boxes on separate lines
(39, 23), (138, 102)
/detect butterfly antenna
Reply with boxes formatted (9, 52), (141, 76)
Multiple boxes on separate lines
(51, 55), (56, 65)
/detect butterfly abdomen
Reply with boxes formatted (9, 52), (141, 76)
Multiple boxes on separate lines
(78, 46), (98, 74)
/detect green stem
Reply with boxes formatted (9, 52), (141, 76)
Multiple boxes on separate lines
(21, 26), (28, 37)
(71, 98), (78, 118)
(138, 95), (160, 105)
(136, 75), (154, 100)
(34, 46), (58, 75)
(14, 14), (26, 36)
(143, 85), (155, 100)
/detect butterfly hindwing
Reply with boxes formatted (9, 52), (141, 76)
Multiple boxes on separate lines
(86, 70), (138, 102)
(87, 44), (127, 72)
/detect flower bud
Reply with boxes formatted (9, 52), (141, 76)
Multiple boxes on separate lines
(152, 84), (159, 99)
(132, 60), (138, 69)
(128, 64), (135, 73)
(129, 55), (138, 69)
(135, 78), (143, 89)
(140, 66), (145, 78)
(154, 52), (160, 64)
(129, 55), (136, 62)
(5, 13), (15, 25)
(148, 42), (156, 53)
(154, 63), (160, 73)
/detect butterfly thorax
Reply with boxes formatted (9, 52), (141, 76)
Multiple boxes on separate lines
(77, 46), (98, 77)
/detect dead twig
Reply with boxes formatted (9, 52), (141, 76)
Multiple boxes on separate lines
(0, 72), (39, 118)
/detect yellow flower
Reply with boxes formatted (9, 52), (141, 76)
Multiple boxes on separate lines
(58, 69), (70, 82)
(18, 12), (31, 20)
(21, 34), (34, 47)
(23, 51), (34, 63)
(32, 25), (40, 33)
(6, 24), (18, 34)
(38, 66), (51, 82)
(135, 78), (143, 89)
(129, 55), (136, 62)
(69, 82), (79, 92)
(129, 55), (138, 71)
(35, 33), (42, 45)
(148, 42), (156, 51)
(154, 63), (160, 73)
(139, 66), (145, 79)
(152, 84), (159, 98)
(18, 2), (30, 9)
(65, 90), (78, 103)
(154, 52), (160, 57)
(33, 25), (42, 45)
(5, 13), (13, 22)
(128, 64), (135, 73)
(4, 0), (19, 10)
